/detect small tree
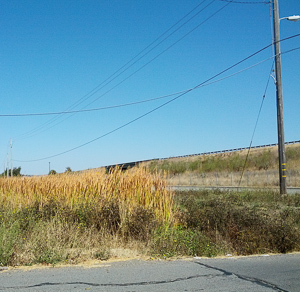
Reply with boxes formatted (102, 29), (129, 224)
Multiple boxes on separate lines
(49, 169), (57, 175)
(1, 167), (22, 177)
(65, 167), (72, 173)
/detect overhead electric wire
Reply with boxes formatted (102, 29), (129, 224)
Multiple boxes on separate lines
(0, 49), (294, 118)
(217, 0), (269, 4)
(12, 0), (215, 141)
(15, 39), (285, 163)
(238, 2), (280, 186)
(62, 31), (300, 114)
(14, 0), (226, 141)
(13, 0), (233, 141)
(14, 41), (300, 162)
(238, 61), (275, 187)
(3, 42), (300, 119)
(12, 21), (300, 162)
(56, 0), (212, 111)
(77, 0), (232, 110)
(67, 0), (217, 110)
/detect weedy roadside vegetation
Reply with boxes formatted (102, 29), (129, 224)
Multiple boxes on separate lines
(148, 144), (300, 175)
(0, 167), (173, 266)
(148, 144), (300, 187)
(0, 166), (300, 267)
(171, 190), (300, 256)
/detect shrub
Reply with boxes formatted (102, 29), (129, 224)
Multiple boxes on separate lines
(174, 190), (300, 255)
(151, 227), (219, 258)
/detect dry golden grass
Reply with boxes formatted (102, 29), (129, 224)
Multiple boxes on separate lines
(0, 166), (174, 223)
(1, 144), (299, 267)
(147, 143), (300, 187)
(168, 169), (300, 187)
(0, 166), (176, 266)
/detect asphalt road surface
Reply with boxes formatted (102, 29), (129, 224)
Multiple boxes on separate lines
(0, 254), (299, 291)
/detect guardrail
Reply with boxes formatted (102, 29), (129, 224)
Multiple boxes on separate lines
(104, 140), (300, 171)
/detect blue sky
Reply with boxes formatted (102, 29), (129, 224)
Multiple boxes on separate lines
(1, 0), (299, 175)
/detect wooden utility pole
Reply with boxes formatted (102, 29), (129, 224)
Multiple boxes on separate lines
(272, 0), (286, 194)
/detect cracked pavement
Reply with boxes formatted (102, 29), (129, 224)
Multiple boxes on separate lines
(0, 254), (299, 291)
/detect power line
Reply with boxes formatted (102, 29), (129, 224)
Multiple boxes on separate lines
(0, 96), (173, 117)
(15, 1), (226, 140)
(217, 0), (269, 4)
(13, 42), (300, 162)
(11, 27), (300, 162)
(60, 0), (212, 111)
(0, 52), (286, 118)
(14, 40), (280, 163)
(79, 0), (232, 111)
(7, 43), (300, 119)
(70, 0), (217, 110)
(238, 61), (275, 186)
(12, 0), (215, 141)
(13, 0), (233, 141)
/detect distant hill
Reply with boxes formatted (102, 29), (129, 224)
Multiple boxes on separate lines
(97, 142), (300, 188)
(142, 142), (300, 188)
(146, 142), (299, 173)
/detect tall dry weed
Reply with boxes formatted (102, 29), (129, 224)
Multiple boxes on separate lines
(0, 166), (174, 226)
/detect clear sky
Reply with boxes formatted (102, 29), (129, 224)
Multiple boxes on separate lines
(1, 0), (299, 175)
